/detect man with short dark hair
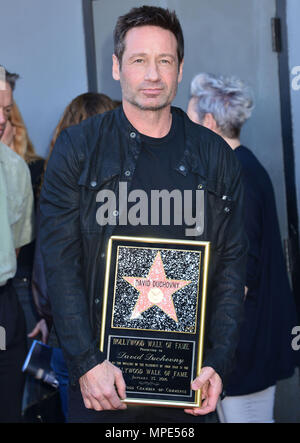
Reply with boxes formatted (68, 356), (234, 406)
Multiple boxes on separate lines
(40, 6), (247, 423)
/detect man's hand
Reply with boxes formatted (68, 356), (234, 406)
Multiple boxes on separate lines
(184, 366), (222, 416)
(79, 361), (127, 411)
(28, 319), (49, 344)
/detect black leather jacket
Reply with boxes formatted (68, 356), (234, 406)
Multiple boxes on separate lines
(40, 106), (247, 386)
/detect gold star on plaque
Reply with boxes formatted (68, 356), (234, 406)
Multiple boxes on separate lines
(123, 251), (192, 323)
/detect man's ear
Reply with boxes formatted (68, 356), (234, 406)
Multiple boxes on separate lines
(178, 58), (184, 83)
(112, 54), (120, 81)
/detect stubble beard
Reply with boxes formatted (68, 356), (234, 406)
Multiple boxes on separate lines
(127, 99), (170, 111)
(122, 80), (178, 112)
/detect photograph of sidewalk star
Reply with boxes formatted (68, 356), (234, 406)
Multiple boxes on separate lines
(112, 246), (201, 333)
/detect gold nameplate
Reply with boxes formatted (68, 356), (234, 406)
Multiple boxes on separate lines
(100, 236), (210, 408)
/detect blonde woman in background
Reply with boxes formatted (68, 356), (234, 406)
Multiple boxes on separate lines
(6, 100), (45, 340)
(31, 92), (119, 421)
(2, 95), (46, 413)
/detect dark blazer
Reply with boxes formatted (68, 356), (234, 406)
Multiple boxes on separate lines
(225, 145), (300, 396)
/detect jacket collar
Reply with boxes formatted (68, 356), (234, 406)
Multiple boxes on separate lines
(80, 105), (208, 190)
(116, 104), (207, 179)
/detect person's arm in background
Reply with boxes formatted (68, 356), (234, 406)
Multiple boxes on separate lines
(10, 149), (35, 253)
(5, 118), (50, 344)
(40, 130), (126, 410)
(1, 120), (30, 260)
(0, 139), (34, 289)
(27, 203), (51, 344)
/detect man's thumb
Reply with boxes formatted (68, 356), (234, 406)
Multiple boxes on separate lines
(191, 366), (215, 390)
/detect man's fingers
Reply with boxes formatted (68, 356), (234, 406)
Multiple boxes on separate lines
(185, 367), (222, 416)
(79, 362), (128, 412)
(191, 367), (215, 390)
(184, 408), (197, 416)
(185, 405), (215, 416)
(90, 382), (126, 410)
(93, 394), (111, 411)
(90, 397), (103, 411)
(206, 384), (220, 412)
(114, 367), (127, 400)
(101, 385), (126, 410)
(83, 389), (116, 411)
(201, 382), (208, 400)
(83, 397), (92, 409)
(184, 397), (216, 416)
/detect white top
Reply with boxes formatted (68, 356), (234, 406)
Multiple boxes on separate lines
(0, 141), (34, 286)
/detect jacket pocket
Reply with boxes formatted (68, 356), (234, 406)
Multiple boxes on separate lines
(78, 173), (120, 234)
(206, 179), (235, 216)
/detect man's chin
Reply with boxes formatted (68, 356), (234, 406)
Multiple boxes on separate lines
(139, 105), (168, 111)
(130, 99), (171, 112)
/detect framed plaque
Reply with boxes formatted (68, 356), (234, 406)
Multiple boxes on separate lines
(100, 236), (210, 408)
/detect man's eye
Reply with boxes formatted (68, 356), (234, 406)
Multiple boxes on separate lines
(161, 59), (170, 64)
(134, 59), (144, 63)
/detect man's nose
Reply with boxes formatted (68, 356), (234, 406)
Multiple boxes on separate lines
(144, 62), (160, 82)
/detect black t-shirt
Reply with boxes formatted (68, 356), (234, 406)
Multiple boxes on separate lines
(114, 110), (199, 240)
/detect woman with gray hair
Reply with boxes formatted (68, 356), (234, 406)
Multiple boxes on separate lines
(187, 73), (299, 423)
(187, 73), (254, 146)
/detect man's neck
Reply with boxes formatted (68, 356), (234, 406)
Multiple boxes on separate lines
(123, 101), (172, 138)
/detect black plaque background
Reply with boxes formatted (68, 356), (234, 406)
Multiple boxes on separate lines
(108, 335), (195, 401)
(100, 237), (208, 406)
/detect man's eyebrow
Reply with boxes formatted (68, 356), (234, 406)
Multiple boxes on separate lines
(128, 53), (147, 59)
(128, 53), (176, 60)
(159, 53), (176, 59)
